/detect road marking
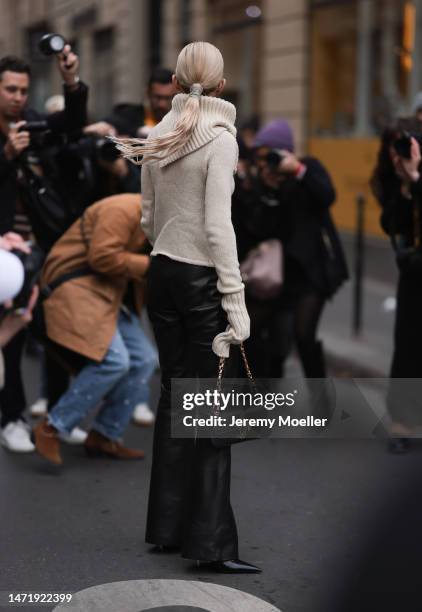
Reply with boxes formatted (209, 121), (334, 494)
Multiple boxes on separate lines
(53, 579), (281, 612)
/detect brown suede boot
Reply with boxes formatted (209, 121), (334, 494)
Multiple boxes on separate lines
(33, 419), (62, 465)
(84, 430), (145, 460)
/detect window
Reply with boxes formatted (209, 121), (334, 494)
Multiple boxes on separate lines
(309, 0), (418, 137)
(93, 28), (114, 119)
(207, 0), (262, 123)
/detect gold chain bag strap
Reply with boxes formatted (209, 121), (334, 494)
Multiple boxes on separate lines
(211, 343), (257, 447)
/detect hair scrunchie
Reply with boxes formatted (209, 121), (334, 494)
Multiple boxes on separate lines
(189, 83), (203, 98)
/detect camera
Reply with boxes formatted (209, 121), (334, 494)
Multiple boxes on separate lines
(94, 138), (120, 163)
(265, 149), (287, 170)
(65, 135), (120, 164)
(39, 33), (66, 56)
(0, 250), (25, 323)
(393, 130), (422, 159)
(10, 245), (45, 314)
(38, 33), (75, 73)
(14, 120), (52, 156)
(17, 121), (49, 134)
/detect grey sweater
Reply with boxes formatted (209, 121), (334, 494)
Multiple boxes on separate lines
(141, 93), (250, 357)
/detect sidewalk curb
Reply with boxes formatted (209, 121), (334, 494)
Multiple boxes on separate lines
(326, 350), (386, 378)
(323, 332), (388, 378)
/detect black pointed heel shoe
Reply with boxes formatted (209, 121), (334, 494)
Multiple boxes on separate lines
(196, 559), (262, 573)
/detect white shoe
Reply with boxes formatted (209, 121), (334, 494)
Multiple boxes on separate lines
(30, 397), (48, 417)
(0, 420), (35, 453)
(58, 426), (88, 445)
(132, 403), (155, 426)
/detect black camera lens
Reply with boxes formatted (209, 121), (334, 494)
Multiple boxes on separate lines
(39, 33), (66, 56)
(393, 131), (412, 159)
(96, 138), (120, 163)
(11, 247), (45, 313)
(392, 130), (422, 160)
(266, 150), (281, 167)
(265, 149), (286, 170)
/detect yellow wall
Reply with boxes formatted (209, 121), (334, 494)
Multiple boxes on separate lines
(308, 138), (386, 238)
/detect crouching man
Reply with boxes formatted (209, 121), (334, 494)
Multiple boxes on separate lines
(34, 193), (158, 465)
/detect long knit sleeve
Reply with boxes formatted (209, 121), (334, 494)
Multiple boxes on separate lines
(204, 132), (250, 357)
(204, 132), (243, 294)
(141, 163), (155, 244)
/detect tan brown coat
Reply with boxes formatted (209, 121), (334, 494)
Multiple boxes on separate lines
(41, 193), (149, 361)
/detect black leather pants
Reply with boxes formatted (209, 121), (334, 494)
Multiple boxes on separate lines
(145, 255), (239, 561)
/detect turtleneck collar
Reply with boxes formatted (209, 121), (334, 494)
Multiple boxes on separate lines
(157, 93), (237, 168)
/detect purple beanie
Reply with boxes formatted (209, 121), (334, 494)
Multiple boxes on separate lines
(253, 119), (294, 152)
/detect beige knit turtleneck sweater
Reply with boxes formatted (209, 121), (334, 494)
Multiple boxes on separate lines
(141, 93), (250, 357)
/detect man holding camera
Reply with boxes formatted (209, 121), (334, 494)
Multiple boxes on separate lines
(60, 68), (176, 208)
(0, 45), (88, 453)
(58, 119), (143, 209)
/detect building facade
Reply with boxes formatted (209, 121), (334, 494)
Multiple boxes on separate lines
(0, 0), (421, 235)
(0, 0), (308, 142)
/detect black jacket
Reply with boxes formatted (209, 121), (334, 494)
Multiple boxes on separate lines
(232, 156), (349, 297)
(378, 174), (422, 242)
(0, 81), (88, 238)
(105, 103), (146, 137)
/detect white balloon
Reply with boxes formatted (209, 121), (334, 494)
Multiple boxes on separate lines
(0, 250), (25, 303)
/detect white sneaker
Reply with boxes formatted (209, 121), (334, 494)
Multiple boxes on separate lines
(0, 420), (35, 453)
(58, 426), (88, 445)
(132, 403), (155, 426)
(29, 397), (48, 417)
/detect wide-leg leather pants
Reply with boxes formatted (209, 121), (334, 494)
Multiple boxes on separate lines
(145, 255), (239, 561)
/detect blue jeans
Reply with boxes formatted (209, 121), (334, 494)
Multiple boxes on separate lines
(48, 310), (158, 440)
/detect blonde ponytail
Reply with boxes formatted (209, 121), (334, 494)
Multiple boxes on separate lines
(112, 42), (224, 165)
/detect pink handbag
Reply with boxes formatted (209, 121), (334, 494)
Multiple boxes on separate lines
(240, 239), (283, 300)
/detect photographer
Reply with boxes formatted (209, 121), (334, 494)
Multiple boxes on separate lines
(0, 235), (38, 451)
(69, 68), (176, 198)
(33, 193), (158, 466)
(371, 124), (422, 453)
(0, 50), (87, 239)
(105, 68), (177, 138)
(233, 119), (348, 383)
(0, 47), (88, 453)
(51, 120), (141, 211)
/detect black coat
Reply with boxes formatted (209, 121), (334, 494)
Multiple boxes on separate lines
(0, 82), (88, 238)
(378, 174), (422, 245)
(374, 170), (422, 384)
(232, 156), (349, 298)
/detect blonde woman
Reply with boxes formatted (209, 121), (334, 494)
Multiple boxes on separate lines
(116, 42), (260, 573)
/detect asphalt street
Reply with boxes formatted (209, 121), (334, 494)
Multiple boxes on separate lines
(2, 351), (422, 612)
(2, 234), (421, 612)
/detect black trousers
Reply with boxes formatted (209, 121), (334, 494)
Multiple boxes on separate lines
(0, 330), (27, 427)
(246, 290), (326, 379)
(145, 255), (239, 561)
